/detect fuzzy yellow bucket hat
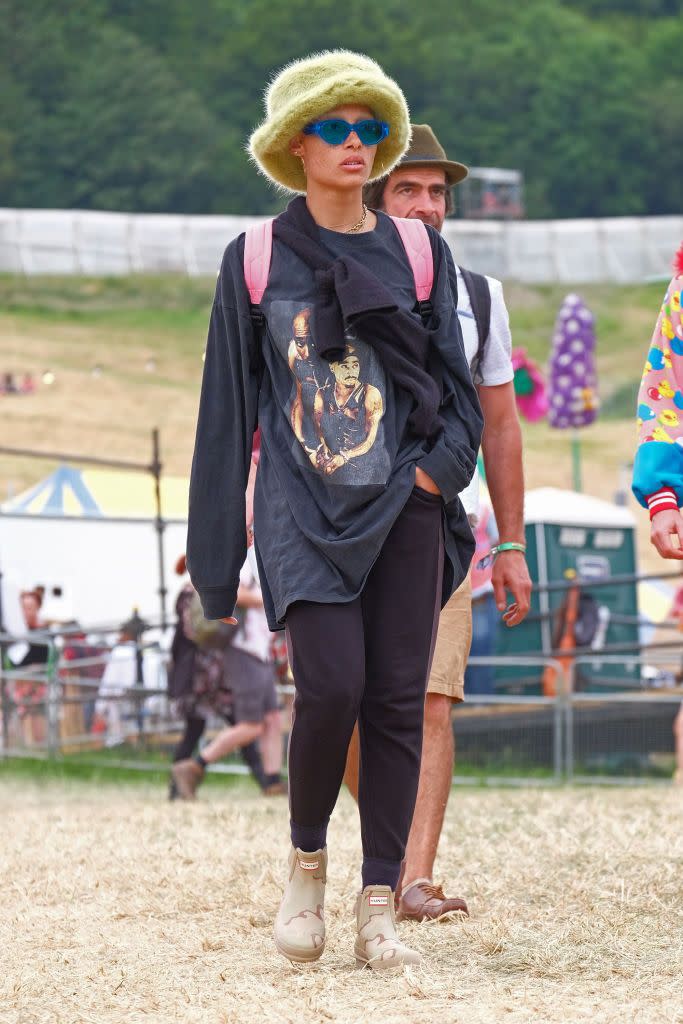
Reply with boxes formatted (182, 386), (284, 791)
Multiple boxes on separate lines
(249, 50), (411, 192)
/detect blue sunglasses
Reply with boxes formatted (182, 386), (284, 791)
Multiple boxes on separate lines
(302, 118), (390, 146)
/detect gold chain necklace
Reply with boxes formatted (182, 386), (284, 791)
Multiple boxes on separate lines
(346, 204), (368, 234)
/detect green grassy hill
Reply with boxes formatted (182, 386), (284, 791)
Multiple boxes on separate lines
(0, 273), (670, 571)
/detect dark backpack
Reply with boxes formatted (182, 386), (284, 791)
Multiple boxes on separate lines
(460, 267), (491, 381)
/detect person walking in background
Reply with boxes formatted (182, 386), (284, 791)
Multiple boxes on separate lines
(632, 244), (683, 785)
(186, 52), (482, 968)
(95, 615), (146, 747)
(344, 124), (531, 923)
(167, 554), (274, 799)
(13, 587), (50, 746)
(172, 555), (285, 799)
(465, 498), (500, 697)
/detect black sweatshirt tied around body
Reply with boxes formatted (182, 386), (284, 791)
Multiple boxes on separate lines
(187, 211), (483, 629)
(274, 196), (443, 440)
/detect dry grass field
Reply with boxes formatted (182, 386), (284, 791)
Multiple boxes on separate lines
(1, 777), (682, 1024)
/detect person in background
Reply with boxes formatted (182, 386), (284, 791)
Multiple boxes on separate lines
(13, 588), (50, 746)
(632, 245), (683, 785)
(344, 124), (530, 923)
(167, 554), (271, 799)
(95, 616), (143, 747)
(172, 555), (285, 799)
(60, 622), (107, 737)
(632, 244), (683, 554)
(465, 498), (500, 697)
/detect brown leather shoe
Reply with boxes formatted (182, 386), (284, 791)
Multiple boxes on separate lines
(397, 878), (469, 922)
(171, 758), (204, 799)
(394, 861), (405, 912)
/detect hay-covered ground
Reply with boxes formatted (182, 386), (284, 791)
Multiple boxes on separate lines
(1, 778), (682, 1024)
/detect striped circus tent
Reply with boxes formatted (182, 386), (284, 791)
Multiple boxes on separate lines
(1, 464), (189, 520)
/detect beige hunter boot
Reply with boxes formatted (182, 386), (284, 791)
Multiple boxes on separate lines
(355, 885), (421, 970)
(273, 847), (327, 963)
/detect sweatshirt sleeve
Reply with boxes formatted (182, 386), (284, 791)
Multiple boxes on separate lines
(417, 234), (484, 504)
(186, 239), (260, 619)
(631, 274), (683, 512)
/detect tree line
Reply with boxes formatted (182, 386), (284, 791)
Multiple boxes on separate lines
(1, 0), (681, 218)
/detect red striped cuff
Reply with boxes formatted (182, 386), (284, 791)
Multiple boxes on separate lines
(647, 489), (679, 520)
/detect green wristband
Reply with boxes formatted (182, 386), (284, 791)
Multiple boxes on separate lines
(491, 542), (526, 557)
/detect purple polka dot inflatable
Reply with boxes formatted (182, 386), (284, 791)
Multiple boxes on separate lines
(547, 294), (599, 429)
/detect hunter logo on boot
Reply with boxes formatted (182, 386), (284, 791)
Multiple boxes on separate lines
(300, 860), (319, 870)
(369, 893), (389, 906)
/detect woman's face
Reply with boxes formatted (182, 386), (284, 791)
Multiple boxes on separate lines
(289, 104), (380, 192)
(21, 594), (40, 628)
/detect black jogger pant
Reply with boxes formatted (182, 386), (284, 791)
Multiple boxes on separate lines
(286, 485), (444, 865)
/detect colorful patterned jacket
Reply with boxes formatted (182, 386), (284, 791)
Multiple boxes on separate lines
(632, 247), (683, 519)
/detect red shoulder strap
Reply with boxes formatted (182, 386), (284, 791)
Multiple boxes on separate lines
(390, 216), (434, 302)
(243, 220), (273, 304)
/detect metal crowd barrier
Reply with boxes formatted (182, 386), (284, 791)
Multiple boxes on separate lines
(2, 630), (681, 785)
(565, 654), (682, 783)
(0, 626), (173, 760)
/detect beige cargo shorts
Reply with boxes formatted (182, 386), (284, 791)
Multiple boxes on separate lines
(427, 573), (473, 703)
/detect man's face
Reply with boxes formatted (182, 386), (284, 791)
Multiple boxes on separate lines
(331, 354), (360, 387)
(381, 166), (449, 231)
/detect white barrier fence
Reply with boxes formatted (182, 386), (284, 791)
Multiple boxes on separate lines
(1, 208), (682, 283)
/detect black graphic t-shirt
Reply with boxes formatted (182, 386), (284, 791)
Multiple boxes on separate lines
(187, 213), (482, 629)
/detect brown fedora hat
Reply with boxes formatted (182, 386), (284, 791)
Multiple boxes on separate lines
(399, 124), (468, 185)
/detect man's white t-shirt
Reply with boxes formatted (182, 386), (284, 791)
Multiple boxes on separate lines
(455, 267), (514, 524)
(232, 559), (271, 663)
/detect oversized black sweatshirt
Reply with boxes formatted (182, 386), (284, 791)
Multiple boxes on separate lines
(187, 213), (483, 630)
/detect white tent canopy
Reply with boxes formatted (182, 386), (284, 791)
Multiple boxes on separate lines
(0, 466), (189, 630)
(524, 488), (635, 528)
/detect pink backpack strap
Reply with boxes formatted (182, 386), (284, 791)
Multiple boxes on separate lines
(243, 220), (273, 305)
(390, 216), (434, 302)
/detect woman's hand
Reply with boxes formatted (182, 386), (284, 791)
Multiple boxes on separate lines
(651, 509), (683, 559)
(220, 617), (239, 625)
(415, 466), (441, 495)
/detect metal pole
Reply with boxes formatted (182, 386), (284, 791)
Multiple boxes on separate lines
(151, 429), (168, 631)
(132, 609), (145, 740)
(0, 656), (9, 756)
(565, 662), (575, 781)
(553, 677), (564, 781)
(46, 640), (59, 759)
(0, 445), (151, 473)
(571, 431), (582, 492)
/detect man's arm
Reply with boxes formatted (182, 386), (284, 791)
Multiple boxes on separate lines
(345, 386), (384, 459)
(324, 386), (384, 475)
(235, 582), (264, 609)
(245, 456), (257, 545)
(479, 381), (531, 626)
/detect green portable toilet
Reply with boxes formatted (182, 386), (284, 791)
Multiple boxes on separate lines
(495, 488), (639, 692)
